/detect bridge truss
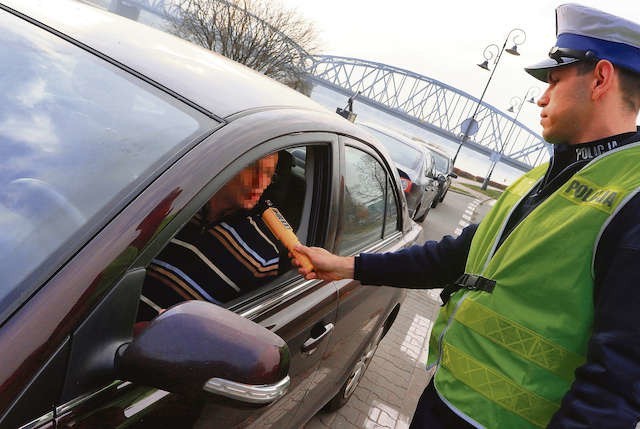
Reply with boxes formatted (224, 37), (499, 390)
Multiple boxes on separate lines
(306, 56), (551, 170)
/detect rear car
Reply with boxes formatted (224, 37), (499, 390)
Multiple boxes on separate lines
(358, 122), (439, 222)
(0, 1), (421, 428)
(422, 143), (457, 207)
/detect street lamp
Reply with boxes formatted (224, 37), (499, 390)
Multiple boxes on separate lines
(452, 28), (526, 167)
(480, 86), (539, 190)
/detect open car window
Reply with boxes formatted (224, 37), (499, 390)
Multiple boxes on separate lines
(137, 146), (313, 320)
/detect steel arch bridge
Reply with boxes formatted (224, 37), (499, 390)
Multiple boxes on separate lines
(306, 56), (550, 171)
(110, 0), (550, 171)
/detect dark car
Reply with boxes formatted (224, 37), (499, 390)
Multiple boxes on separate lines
(422, 143), (457, 208)
(358, 122), (439, 222)
(0, 1), (421, 428)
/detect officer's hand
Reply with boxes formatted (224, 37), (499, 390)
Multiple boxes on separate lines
(291, 245), (355, 281)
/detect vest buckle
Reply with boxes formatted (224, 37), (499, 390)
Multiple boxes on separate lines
(439, 274), (496, 306)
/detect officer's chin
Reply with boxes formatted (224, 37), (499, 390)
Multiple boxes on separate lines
(542, 130), (566, 145)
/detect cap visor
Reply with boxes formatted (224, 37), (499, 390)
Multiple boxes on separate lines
(525, 57), (581, 82)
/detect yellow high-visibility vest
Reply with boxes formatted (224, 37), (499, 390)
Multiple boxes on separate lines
(428, 143), (640, 428)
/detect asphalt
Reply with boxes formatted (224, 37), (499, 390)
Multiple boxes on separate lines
(305, 180), (495, 428)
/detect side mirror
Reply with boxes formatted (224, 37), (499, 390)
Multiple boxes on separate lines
(448, 172), (458, 179)
(116, 301), (290, 404)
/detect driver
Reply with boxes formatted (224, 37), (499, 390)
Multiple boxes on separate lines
(138, 153), (288, 320)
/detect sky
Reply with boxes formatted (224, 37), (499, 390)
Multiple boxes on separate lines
(278, 0), (640, 134)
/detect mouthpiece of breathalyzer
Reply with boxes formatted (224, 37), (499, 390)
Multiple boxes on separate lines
(261, 200), (314, 273)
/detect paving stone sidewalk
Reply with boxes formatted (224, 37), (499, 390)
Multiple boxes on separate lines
(305, 289), (442, 429)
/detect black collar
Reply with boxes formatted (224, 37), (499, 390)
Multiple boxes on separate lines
(542, 130), (640, 190)
(552, 130), (640, 165)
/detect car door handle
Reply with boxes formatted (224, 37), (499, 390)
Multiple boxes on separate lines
(301, 322), (334, 355)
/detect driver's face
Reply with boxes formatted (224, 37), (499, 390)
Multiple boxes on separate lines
(211, 153), (279, 217)
(234, 154), (279, 209)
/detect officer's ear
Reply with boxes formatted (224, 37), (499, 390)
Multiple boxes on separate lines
(591, 60), (615, 102)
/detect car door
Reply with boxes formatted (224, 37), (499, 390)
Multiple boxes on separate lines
(183, 132), (341, 428)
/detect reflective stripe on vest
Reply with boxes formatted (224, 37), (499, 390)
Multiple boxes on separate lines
(455, 300), (584, 381)
(428, 143), (640, 428)
(441, 343), (559, 428)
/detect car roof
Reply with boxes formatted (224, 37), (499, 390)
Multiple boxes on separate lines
(358, 121), (430, 155)
(380, 126), (450, 157)
(358, 121), (455, 159)
(1, 0), (326, 119)
(421, 142), (452, 159)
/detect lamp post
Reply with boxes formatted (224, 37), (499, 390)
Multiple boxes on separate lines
(480, 86), (540, 190)
(452, 28), (526, 167)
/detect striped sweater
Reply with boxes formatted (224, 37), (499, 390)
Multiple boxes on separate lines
(139, 210), (286, 318)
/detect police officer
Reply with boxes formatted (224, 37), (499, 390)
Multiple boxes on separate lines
(293, 4), (640, 428)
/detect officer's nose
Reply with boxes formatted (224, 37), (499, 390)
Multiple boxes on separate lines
(537, 89), (550, 107)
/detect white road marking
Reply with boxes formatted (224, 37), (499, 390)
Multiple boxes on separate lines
(454, 199), (481, 237)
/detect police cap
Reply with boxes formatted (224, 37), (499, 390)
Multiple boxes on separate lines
(526, 3), (640, 82)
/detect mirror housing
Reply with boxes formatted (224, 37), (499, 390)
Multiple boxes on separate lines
(448, 172), (458, 179)
(116, 301), (290, 404)
(397, 168), (412, 194)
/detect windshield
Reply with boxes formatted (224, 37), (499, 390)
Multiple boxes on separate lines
(362, 126), (422, 172)
(0, 10), (213, 321)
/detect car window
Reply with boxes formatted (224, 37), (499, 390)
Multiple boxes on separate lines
(383, 178), (399, 237)
(432, 152), (450, 173)
(337, 146), (390, 255)
(137, 148), (309, 319)
(0, 10), (212, 322)
(361, 126), (422, 171)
